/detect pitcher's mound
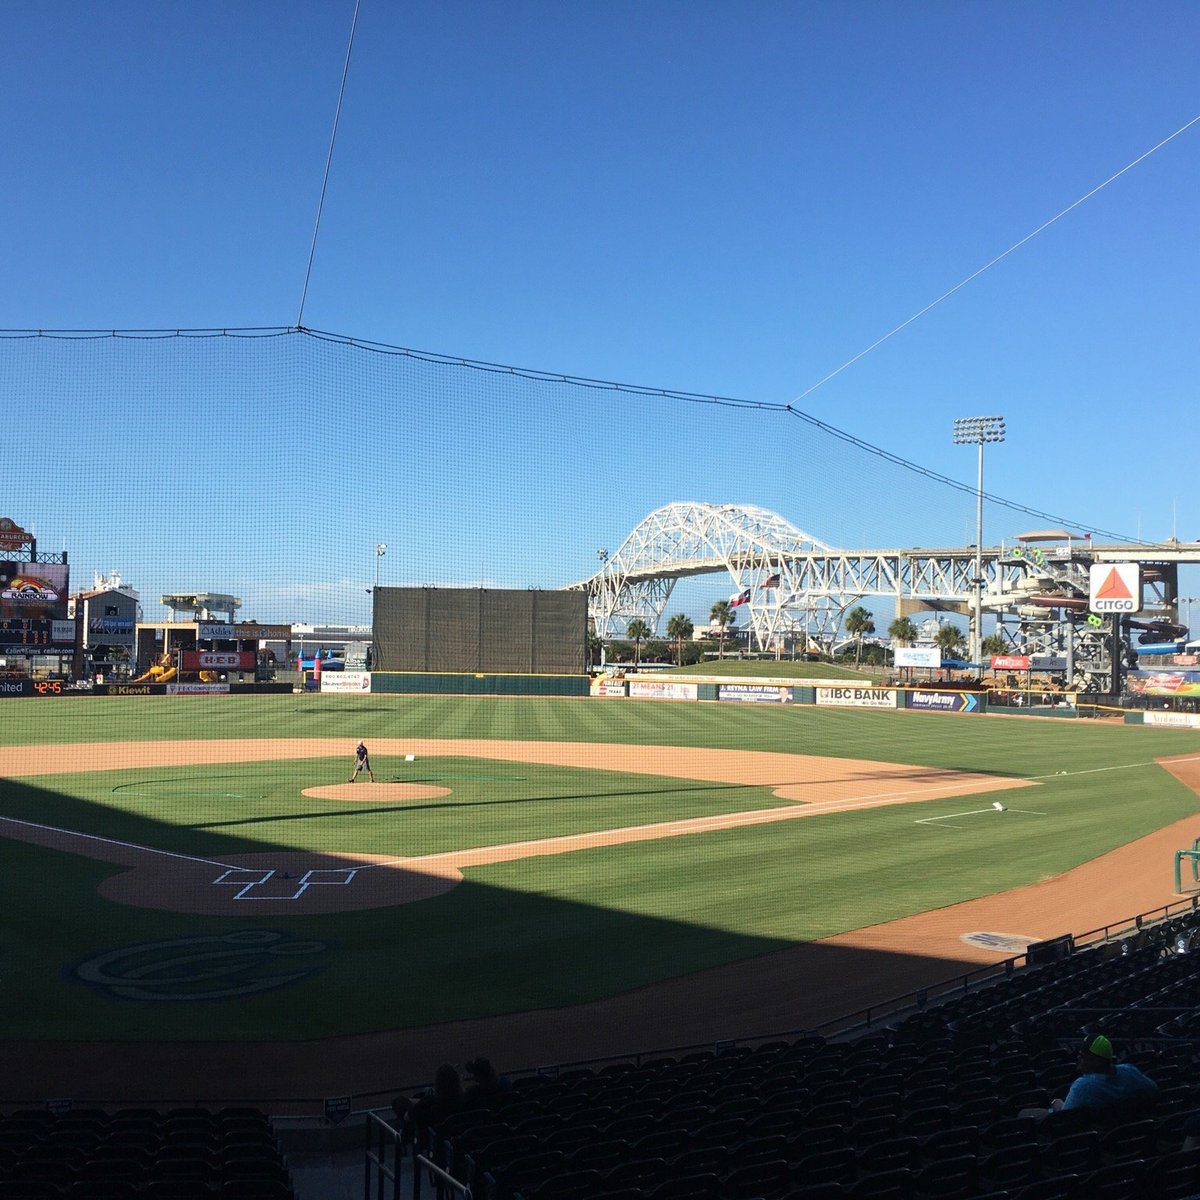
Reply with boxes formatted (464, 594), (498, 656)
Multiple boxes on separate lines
(302, 783), (452, 802)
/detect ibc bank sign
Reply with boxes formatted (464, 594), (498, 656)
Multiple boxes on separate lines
(815, 687), (897, 709)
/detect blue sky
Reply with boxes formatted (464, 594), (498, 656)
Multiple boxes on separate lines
(3, 3), (1198, 626)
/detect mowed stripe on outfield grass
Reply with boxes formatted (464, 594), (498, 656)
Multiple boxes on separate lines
(0, 738), (1025, 804)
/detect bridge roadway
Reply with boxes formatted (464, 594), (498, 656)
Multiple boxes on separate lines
(573, 540), (1200, 641)
(575, 541), (1200, 597)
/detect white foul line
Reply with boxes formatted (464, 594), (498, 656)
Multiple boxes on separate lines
(0, 813), (239, 870)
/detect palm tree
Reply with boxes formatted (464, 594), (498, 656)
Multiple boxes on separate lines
(666, 613), (694, 666)
(845, 606), (875, 667)
(709, 600), (735, 658)
(626, 619), (651, 667)
(887, 615), (920, 670)
(935, 622), (968, 661)
(980, 633), (1007, 657)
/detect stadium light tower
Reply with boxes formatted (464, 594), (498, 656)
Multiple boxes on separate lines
(953, 415), (1006, 668)
(374, 543), (387, 589)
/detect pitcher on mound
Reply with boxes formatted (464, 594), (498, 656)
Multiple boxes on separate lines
(349, 740), (375, 783)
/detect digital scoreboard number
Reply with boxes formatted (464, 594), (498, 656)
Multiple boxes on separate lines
(0, 619), (56, 647)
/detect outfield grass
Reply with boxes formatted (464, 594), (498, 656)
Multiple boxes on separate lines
(20, 757), (794, 858)
(1, 695), (1198, 1040)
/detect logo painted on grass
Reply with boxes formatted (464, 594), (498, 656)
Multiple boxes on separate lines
(72, 930), (327, 1001)
(961, 932), (1035, 954)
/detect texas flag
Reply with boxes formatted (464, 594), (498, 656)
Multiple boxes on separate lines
(729, 587), (751, 607)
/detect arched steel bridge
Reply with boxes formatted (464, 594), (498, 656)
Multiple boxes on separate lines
(568, 502), (1200, 686)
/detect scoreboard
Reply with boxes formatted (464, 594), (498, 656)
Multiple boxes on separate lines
(0, 619), (63, 648)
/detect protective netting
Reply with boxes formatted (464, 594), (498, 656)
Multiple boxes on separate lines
(1, 327), (1134, 625)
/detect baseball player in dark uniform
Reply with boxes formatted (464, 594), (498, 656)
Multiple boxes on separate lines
(349, 740), (375, 783)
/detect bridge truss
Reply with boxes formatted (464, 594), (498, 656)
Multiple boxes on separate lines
(569, 502), (1200, 691)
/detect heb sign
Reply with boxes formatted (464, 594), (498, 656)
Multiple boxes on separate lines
(320, 671), (372, 693)
(908, 690), (981, 714)
(718, 684), (793, 704)
(181, 651), (257, 670)
(814, 687), (897, 709)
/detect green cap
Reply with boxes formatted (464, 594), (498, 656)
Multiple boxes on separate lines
(1084, 1035), (1114, 1059)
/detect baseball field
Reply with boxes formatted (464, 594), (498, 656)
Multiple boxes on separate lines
(2, 692), (1199, 1102)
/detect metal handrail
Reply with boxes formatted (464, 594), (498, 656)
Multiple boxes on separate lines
(414, 1153), (472, 1200)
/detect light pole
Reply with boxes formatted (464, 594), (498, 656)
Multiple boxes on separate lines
(953, 415), (1006, 668)
(596, 549), (609, 667)
(374, 543), (387, 591)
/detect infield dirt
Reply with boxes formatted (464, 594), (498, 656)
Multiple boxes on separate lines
(0, 740), (1196, 1102)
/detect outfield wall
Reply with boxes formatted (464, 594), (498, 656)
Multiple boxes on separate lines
(371, 671), (589, 698)
(595, 675), (1083, 718)
(0, 681), (292, 698)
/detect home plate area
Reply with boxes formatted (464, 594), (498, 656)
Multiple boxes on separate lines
(96, 850), (463, 915)
(212, 863), (358, 901)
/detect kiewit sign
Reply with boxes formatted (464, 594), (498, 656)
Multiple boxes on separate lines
(814, 687), (898, 709)
(1089, 563), (1141, 613)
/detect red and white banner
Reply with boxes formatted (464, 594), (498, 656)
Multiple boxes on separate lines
(991, 654), (1030, 671)
(181, 650), (257, 670)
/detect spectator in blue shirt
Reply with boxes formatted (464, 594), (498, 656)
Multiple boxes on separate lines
(1022, 1035), (1158, 1120)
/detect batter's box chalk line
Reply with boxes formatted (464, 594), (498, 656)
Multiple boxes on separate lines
(212, 865), (358, 901)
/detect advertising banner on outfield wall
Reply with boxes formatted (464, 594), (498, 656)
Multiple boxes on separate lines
(320, 670), (372, 693)
(0, 679), (96, 697)
(167, 683), (231, 695)
(718, 684), (793, 704)
(907, 690), (982, 713)
(590, 677), (627, 697)
(814, 686), (898, 709)
(628, 680), (699, 701)
(1144, 711), (1200, 729)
